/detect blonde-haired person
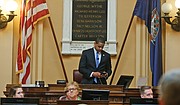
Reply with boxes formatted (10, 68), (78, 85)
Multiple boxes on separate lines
(59, 81), (81, 100)
(8, 85), (24, 98)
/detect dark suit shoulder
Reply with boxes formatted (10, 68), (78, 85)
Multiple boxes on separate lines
(102, 50), (110, 56)
(82, 48), (93, 53)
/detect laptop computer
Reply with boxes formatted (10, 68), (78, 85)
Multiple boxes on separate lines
(130, 98), (158, 105)
(1, 97), (40, 105)
(116, 75), (134, 88)
(82, 89), (110, 100)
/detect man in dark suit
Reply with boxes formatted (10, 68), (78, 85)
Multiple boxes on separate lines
(78, 37), (112, 84)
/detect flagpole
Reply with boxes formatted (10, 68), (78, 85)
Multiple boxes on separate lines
(110, 15), (134, 85)
(48, 17), (68, 82)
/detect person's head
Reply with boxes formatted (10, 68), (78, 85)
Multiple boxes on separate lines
(94, 37), (105, 53)
(8, 86), (24, 98)
(140, 86), (153, 98)
(158, 69), (180, 105)
(64, 81), (80, 100)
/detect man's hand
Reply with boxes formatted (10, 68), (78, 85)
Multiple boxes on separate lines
(100, 71), (108, 78)
(92, 72), (101, 78)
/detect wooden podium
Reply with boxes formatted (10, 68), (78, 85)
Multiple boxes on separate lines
(57, 100), (109, 105)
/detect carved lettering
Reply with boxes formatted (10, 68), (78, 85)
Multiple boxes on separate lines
(72, 0), (107, 41)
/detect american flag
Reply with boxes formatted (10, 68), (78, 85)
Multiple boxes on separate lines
(16, 0), (49, 84)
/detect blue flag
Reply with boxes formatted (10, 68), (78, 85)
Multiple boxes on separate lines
(133, 0), (162, 86)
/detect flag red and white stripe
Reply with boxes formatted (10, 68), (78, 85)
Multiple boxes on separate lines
(16, 0), (49, 84)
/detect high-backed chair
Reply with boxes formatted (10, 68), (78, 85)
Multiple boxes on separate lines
(73, 70), (83, 84)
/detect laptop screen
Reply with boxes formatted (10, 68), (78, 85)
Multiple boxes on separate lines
(116, 75), (134, 88)
(82, 89), (110, 100)
(130, 98), (158, 105)
(1, 97), (40, 105)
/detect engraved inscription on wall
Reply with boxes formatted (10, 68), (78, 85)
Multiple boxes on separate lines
(62, 0), (116, 54)
(72, 0), (107, 41)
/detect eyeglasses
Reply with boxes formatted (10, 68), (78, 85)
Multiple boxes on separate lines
(144, 93), (153, 96)
(66, 88), (77, 93)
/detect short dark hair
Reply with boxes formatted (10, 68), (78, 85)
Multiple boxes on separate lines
(8, 85), (22, 97)
(95, 37), (105, 44)
(140, 86), (152, 95)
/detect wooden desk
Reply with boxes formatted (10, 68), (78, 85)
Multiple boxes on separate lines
(57, 100), (109, 105)
(49, 84), (125, 104)
(4, 84), (158, 105)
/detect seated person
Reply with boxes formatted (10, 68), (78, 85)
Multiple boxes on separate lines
(59, 81), (81, 100)
(140, 86), (153, 98)
(8, 85), (24, 98)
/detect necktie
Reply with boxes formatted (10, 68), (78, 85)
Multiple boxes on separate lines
(94, 52), (99, 83)
(96, 52), (99, 68)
